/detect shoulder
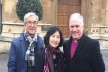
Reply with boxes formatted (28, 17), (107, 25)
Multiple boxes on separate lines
(83, 35), (100, 50)
(85, 35), (99, 45)
(37, 35), (43, 41)
(79, 34), (98, 44)
(11, 35), (24, 45)
(37, 35), (44, 48)
(63, 37), (71, 46)
(13, 35), (22, 41)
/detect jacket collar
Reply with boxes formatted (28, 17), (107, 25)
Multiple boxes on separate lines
(19, 34), (27, 59)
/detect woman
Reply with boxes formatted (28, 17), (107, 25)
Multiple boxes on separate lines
(43, 26), (64, 72)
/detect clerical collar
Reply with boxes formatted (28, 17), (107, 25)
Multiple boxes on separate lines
(73, 39), (79, 42)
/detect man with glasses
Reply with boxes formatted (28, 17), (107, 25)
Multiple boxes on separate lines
(8, 12), (44, 72)
(63, 13), (105, 72)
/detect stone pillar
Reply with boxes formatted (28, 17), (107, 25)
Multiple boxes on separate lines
(81, 0), (92, 34)
(52, 0), (57, 25)
(42, 0), (57, 25)
(42, 0), (53, 24)
(91, 0), (104, 26)
(0, 0), (2, 33)
(105, 0), (108, 25)
(99, 0), (106, 26)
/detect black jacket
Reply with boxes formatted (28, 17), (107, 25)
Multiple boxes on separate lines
(63, 34), (105, 72)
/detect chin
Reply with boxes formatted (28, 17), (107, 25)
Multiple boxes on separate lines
(28, 33), (35, 36)
(29, 31), (36, 34)
(52, 46), (58, 48)
(73, 37), (79, 40)
(29, 32), (35, 34)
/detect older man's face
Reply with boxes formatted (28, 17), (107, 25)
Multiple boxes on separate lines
(24, 16), (38, 37)
(69, 20), (84, 40)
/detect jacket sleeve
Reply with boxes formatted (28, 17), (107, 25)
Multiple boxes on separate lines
(8, 41), (16, 72)
(90, 40), (105, 72)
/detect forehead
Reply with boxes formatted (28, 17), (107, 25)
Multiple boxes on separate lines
(52, 31), (60, 35)
(69, 20), (81, 26)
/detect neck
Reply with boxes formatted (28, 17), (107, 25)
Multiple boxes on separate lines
(29, 35), (34, 38)
(73, 40), (77, 42)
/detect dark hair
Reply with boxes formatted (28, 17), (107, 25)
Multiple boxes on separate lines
(44, 26), (64, 47)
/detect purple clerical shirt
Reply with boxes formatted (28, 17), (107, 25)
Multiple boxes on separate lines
(70, 40), (78, 58)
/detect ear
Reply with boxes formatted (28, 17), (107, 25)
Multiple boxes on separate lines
(83, 27), (85, 31)
(24, 23), (26, 29)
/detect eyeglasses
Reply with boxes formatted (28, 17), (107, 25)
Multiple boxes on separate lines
(26, 21), (38, 26)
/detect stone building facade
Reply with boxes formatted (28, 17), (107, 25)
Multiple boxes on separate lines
(0, 0), (108, 53)
(1, 0), (108, 36)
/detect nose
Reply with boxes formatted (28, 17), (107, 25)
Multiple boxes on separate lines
(73, 27), (77, 31)
(54, 37), (58, 42)
(31, 23), (34, 27)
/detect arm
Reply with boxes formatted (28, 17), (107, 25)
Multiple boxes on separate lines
(8, 41), (16, 72)
(91, 40), (105, 72)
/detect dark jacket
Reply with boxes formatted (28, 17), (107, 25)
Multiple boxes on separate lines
(8, 34), (44, 72)
(63, 34), (105, 72)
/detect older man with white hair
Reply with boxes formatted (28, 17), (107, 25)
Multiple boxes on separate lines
(63, 13), (105, 72)
(8, 12), (44, 72)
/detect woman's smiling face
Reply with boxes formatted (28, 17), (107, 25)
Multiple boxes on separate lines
(49, 31), (60, 48)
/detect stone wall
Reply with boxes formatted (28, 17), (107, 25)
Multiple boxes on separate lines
(91, 0), (107, 26)
(105, 0), (108, 25)
(89, 25), (108, 50)
(41, 0), (57, 25)
(1, 0), (108, 53)
(2, 0), (22, 23)
(2, 22), (51, 38)
(0, 36), (12, 54)
(2, 0), (108, 28)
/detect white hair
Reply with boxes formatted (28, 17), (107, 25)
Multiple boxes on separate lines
(24, 12), (39, 23)
(69, 13), (84, 26)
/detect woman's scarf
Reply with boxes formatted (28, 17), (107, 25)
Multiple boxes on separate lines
(44, 45), (64, 72)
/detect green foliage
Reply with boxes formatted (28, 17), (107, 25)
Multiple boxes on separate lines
(16, 0), (43, 21)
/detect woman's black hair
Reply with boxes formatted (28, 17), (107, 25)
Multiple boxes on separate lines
(44, 26), (64, 47)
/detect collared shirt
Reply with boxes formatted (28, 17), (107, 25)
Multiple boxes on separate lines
(70, 40), (78, 58)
